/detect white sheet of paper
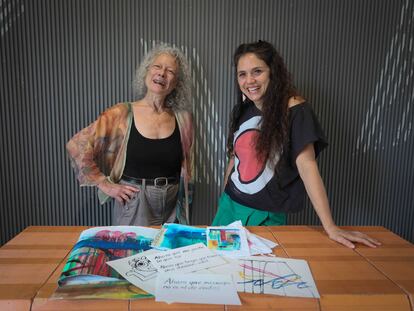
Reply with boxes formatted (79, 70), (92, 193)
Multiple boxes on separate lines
(145, 243), (227, 273)
(246, 232), (276, 255)
(224, 220), (278, 255)
(253, 233), (278, 249)
(155, 273), (241, 305)
(106, 249), (160, 295)
(208, 256), (320, 298)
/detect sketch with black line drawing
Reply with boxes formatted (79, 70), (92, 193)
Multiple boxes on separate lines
(125, 255), (158, 281)
(106, 248), (162, 295)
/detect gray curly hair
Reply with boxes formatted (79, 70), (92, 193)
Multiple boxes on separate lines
(133, 44), (192, 111)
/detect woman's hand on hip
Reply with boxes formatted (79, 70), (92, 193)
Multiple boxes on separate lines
(98, 180), (140, 204)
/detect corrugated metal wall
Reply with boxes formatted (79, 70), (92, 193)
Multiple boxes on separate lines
(1, 0), (413, 245)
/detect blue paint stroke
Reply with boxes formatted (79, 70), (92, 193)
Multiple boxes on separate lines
(238, 273), (309, 290)
(74, 237), (152, 252)
(239, 260), (310, 294)
(158, 223), (207, 249)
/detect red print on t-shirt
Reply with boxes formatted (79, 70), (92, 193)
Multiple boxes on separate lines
(234, 129), (265, 183)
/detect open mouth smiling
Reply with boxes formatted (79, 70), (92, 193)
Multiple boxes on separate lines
(247, 86), (260, 94)
(153, 78), (167, 87)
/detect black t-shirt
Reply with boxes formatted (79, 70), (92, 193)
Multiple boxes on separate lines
(225, 101), (328, 213)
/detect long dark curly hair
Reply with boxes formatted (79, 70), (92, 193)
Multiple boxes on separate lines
(227, 40), (298, 168)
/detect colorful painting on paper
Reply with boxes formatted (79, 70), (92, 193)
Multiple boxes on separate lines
(151, 223), (207, 249)
(207, 228), (241, 251)
(53, 226), (159, 299)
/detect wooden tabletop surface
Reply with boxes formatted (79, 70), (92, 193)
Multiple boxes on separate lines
(0, 226), (413, 311)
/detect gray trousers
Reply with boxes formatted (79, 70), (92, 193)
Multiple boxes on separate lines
(113, 179), (179, 226)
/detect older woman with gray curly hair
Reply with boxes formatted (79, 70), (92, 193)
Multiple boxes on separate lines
(67, 44), (194, 225)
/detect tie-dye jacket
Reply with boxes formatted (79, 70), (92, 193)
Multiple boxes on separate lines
(66, 102), (194, 224)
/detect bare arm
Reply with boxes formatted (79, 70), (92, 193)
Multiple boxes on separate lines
(223, 156), (235, 190)
(296, 144), (381, 248)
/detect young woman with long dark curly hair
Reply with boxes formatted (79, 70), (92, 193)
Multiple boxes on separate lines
(212, 40), (380, 248)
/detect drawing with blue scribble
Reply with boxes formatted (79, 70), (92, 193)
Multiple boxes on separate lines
(234, 257), (320, 298)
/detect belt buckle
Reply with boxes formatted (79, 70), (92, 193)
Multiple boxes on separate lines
(154, 177), (168, 187)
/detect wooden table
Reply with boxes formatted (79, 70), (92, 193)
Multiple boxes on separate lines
(0, 226), (413, 310)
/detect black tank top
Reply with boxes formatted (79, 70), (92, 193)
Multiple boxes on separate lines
(123, 117), (182, 178)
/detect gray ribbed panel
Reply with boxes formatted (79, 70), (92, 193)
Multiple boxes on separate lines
(1, 0), (413, 245)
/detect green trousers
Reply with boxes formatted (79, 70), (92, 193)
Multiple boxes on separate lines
(212, 192), (286, 226)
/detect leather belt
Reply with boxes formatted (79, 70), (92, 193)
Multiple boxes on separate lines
(121, 174), (178, 187)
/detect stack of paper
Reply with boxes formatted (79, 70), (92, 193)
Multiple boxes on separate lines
(54, 223), (319, 305)
(151, 221), (277, 257)
(107, 243), (242, 305)
(107, 241), (319, 304)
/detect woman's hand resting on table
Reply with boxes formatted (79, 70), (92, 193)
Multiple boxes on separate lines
(325, 225), (381, 249)
(97, 180), (140, 204)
